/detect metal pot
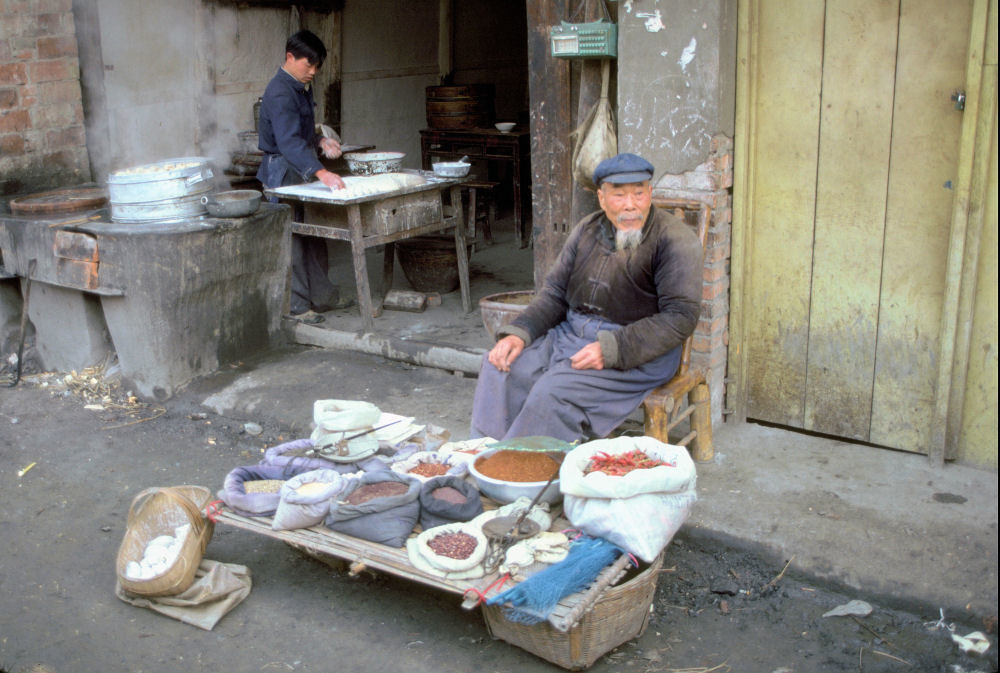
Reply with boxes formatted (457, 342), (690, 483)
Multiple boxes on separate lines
(343, 151), (405, 176)
(201, 190), (262, 218)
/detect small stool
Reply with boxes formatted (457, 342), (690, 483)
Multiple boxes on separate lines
(464, 180), (498, 246)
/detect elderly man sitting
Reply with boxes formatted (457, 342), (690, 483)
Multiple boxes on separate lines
(470, 152), (704, 442)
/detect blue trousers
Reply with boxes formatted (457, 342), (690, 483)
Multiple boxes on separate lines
(259, 154), (339, 314)
(470, 310), (682, 442)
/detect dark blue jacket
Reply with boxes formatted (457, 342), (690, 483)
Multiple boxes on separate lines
(256, 68), (322, 186)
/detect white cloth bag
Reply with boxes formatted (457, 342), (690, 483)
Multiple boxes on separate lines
(560, 436), (697, 562)
(570, 59), (617, 190)
(309, 399), (381, 461)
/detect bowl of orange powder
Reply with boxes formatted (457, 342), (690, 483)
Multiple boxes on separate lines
(467, 447), (566, 505)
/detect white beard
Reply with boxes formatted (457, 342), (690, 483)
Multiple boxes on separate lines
(615, 227), (643, 252)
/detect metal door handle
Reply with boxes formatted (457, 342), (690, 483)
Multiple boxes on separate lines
(951, 90), (966, 111)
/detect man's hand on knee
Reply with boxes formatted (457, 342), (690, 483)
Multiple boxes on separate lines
(488, 335), (525, 372)
(570, 341), (605, 370)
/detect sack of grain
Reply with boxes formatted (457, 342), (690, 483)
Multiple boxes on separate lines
(417, 475), (483, 530)
(326, 471), (421, 547)
(218, 464), (311, 517)
(272, 470), (347, 531)
(262, 438), (355, 474)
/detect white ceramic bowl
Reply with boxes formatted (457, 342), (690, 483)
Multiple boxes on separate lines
(343, 151), (405, 175)
(432, 161), (471, 178)
(466, 448), (563, 505)
(495, 122), (516, 133)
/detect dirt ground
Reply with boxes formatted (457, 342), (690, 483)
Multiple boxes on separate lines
(1, 345), (996, 673)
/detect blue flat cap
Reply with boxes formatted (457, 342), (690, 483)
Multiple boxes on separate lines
(593, 153), (655, 186)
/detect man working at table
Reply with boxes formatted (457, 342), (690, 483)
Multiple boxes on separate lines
(470, 153), (704, 442)
(258, 29), (351, 325)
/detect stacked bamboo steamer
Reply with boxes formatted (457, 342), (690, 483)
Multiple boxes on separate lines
(425, 84), (495, 130)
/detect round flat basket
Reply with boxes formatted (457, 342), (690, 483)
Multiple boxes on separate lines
(115, 485), (214, 597)
(8, 187), (108, 216)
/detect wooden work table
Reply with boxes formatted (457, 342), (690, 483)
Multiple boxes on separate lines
(266, 170), (472, 333)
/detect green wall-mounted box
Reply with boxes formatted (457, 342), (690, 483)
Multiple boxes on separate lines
(550, 20), (617, 59)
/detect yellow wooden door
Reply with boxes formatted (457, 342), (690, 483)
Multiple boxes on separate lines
(742, 0), (972, 452)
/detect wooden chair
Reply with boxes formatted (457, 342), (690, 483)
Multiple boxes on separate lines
(640, 197), (714, 462)
(464, 180), (498, 245)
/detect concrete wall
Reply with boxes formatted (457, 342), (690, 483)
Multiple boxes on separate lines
(66, 0), (526, 181)
(204, 6), (292, 152)
(615, 0), (738, 423)
(340, 1), (437, 169)
(75, 0), (298, 180)
(617, 0), (736, 175)
(340, 0), (528, 169)
(0, 0), (91, 199)
(451, 0), (529, 124)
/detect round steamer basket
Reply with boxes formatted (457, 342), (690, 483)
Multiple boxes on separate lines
(115, 485), (214, 597)
(425, 84), (494, 129)
(107, 157), (214, 224)
(110, 192), (209, 224)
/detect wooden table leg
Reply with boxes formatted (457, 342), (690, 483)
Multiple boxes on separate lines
(467, 186), (478, 252)
(513, 153), (525, 248)
(347, 204), (376, 333)
(381, 242), (395, 298)
(450, 185), (472, 314)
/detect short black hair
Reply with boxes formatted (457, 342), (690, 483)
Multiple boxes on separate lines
(286, 30), (327, 67)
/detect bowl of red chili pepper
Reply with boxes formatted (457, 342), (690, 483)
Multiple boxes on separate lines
(583, 448), (672, 476)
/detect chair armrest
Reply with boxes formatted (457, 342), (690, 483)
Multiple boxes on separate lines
(643, 369), (707, 409)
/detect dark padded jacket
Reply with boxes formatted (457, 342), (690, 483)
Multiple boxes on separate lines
(499, 206), (703, 370)
(256, 68), (323, 182)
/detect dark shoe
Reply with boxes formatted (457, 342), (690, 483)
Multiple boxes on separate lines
(312, 297), (355, 312)
(285, 310), (325, 325)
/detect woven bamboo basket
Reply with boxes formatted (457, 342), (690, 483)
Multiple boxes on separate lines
(481, 552), (663, 670)
(116, 485), (215, 597)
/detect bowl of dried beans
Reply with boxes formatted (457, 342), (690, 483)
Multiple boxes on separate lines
(390, 451), (466, 482)
(467, 448), (566, 505)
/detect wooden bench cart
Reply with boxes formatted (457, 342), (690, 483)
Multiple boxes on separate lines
(215, 506), (662, 670)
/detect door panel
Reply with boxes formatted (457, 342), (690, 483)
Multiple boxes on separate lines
(744, 2), (825, 427)
(744, 0), (970, 453)
(804, 0), (900, 439)
(869, 0), (971, 450)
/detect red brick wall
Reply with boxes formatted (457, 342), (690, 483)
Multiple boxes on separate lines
(652, 134), (733, 423)
(0, 0), (91, 201)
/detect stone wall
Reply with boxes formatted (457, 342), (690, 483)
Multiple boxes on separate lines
(0, 0), (91, 201)
(652, 134), (733, 423)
